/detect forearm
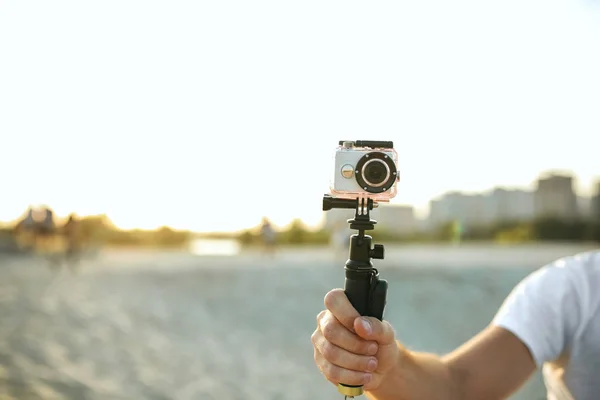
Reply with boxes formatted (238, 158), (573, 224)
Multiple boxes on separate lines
(366, 341), (463, 400)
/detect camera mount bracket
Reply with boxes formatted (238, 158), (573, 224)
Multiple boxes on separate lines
(338, 140), (394, 149)
(322, 194), (389, 399)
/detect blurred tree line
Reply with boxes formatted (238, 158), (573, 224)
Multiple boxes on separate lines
(75, 215), (192, 248)
(5, 215), (599, 250)
(234, 217), (600, 246)
(236, 218), (330, 246)
(427, 217), (600, 243)
(5, 214), (192, 249)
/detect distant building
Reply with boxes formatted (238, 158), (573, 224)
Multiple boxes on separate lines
(462, 194), (486, 227)
(592, 180), (600, 221)
(534, 173), (578, 220)
(428, 198), (451, 229)
(482, 188), (535, 224)
(428, 187), (538, 231)
(374, 204), (417, 236)
(323, 203), (417, 237)
(577, 196), (592, 219)
(428, 192), (486, 230)
(323, 208), (354, 231)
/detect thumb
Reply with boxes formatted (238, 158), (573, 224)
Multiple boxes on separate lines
(354, 316), (396, 345)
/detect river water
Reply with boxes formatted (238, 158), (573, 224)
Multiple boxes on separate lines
(0, 242), (597, 399)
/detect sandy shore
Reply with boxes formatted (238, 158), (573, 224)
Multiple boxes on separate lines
(0, 243), (596, 399)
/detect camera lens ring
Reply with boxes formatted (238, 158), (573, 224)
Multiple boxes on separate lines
(361, 159), (390, 187)
(355, 151), (398, 193)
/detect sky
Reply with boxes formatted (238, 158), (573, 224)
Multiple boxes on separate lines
(1, 0), (599, 232)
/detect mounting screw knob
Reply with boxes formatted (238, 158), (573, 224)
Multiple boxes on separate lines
(322, 194), (333, 211)
(369, 244), (384, 260)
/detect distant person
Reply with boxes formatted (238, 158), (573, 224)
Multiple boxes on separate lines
(259, 217), (276, 257)
(34, 206), (56, 250)
(22, 207), (36, 230)
(12, 207), (36, 250)
(311, 250), (600, 400)
(63, 213), (82, 265)
(35, 206), (63, 268)
(38, 206), (56, 237)
(330, 219), (349, 259)
(16, 206), (56, 249)
(13, 207), (34, 235)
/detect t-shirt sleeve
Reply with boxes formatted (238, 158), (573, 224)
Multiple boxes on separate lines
(491, 258), (583, 368)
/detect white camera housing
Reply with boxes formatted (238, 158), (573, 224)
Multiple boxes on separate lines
(330, 140), (400, 202)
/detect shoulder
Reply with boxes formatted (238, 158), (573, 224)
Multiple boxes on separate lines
(548, 249), (599, 272)
(528, 250), (600, 297)
(492, 250), (600, 366)
(514, 250), (600, 317)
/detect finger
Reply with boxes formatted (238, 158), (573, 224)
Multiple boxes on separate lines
(354, 317), (396, 345)
(319, 312), (379, 356)
(314, 333), (378, 372)
(316, 358), (373, 387)
(316, 309), (327, 325)
(324, 289), (360, 332)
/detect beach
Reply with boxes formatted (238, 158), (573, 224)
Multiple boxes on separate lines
(0, 242), (597, 400)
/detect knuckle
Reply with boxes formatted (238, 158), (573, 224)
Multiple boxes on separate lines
(321, 320), (337, 341)
(310, 330), (319, 346)
(324, 288), (343, 309)
(385, 321), (397, 336)
(313, 348), (321, 363)
(316, 310), (326, 323)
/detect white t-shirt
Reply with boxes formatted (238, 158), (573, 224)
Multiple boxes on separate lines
(492, 250), (600, 400)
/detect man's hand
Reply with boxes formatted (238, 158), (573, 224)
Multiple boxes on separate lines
(311, 288), (401, 391)
(311, 289), (537, 400)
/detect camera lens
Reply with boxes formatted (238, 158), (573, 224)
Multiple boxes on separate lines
(362, 159), (390, 187)
(355, 151), (397, 193)
(364, 161), (387, 185)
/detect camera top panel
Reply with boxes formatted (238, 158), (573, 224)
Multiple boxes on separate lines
(338, 140), (394, 149)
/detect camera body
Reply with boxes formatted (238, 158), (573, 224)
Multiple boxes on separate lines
(330, 140), (400, 202)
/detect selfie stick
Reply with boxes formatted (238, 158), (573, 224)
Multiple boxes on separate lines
(322, 194), (388, 399)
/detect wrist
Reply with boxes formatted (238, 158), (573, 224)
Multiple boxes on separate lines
(390, 340), (411, 378)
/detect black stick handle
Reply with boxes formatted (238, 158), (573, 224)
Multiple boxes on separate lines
(344, 269), (376, 317)
(338, 269), (388, 396)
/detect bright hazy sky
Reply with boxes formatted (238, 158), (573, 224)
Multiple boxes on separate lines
(1, 0), (599, 232)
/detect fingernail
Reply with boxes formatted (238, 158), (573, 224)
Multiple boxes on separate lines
(368, 343), (378, 355)
(367, 358), (377, 372)
(361, 318), (372, 335)
(363, 373), (372, 384)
